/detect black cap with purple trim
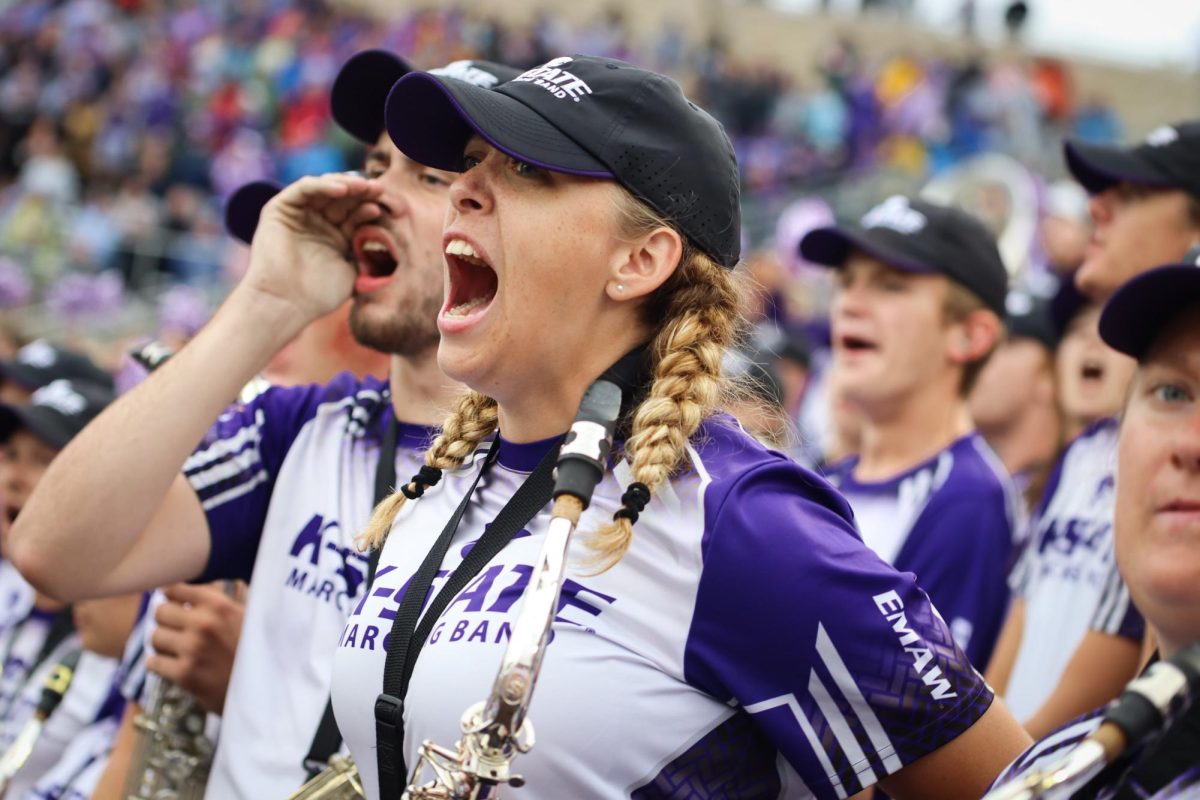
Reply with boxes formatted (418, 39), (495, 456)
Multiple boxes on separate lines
(799, 195), (1008, 316)
(1065, 121), (1200, 198)
(1099, 246), (1200, 360)
(384, 55), (742, 268)
(224, 57), (521, 246)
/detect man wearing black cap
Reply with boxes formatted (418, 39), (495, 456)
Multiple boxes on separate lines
(800, 194), (1020, 669)
(1066, 120), (1200, 300)
(987, 251), (1200, 799)
(987, 123), (1200, 739)
(10, 54), (519, 797)
(0, 378), (125, 797)
(969, 291), (1062, 514)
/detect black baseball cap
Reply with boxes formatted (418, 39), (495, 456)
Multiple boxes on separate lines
(799, 195), (1008, 316)
(1004, 291), (1058, 352)
(1064, 120), (1200, 198)
(225, 58), (520, 246)
(1099, 246), (1200, 360)
(0, 378), (114, 449)
(385, 54), (742, 268)
(0, 340), (113, 393)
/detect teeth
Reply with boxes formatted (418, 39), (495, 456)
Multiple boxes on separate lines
(362, 241), (388, 253)
(445, 295), (490, 317)
(445, 239), (481, 260)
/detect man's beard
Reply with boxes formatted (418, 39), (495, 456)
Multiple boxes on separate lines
(349, 289), (442, 357)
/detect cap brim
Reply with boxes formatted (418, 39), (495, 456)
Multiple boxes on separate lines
(330, 50), (413, 144)
(1099, 265), (1200, 359)
(1063, 140), (1174, 195)
(385, 72), (613, 178)
(224, 180), (282, 245)
(0, 362), (42, 391)
(0, 405), (67, 449)
(798, 226), (937, 275)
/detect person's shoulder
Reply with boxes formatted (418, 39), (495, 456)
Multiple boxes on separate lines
(690, 414), (853, 523)
(936, 433), (1018, 506)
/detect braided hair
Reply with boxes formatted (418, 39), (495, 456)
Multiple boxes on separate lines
(357, 188), (744, 571)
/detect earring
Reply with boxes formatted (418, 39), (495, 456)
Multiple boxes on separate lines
(615, 283), (626, 293)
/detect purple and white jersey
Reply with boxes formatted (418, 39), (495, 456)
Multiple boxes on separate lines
(18, 714), (121, 800)
(824, 433), (1019, 667)
(0, 611), (78, 748)
(114, 592), (152, 707)
(0, 560), (34, 630)
(2, 650), (119, 799)
(1004, 419), (1145, 721)
(186, 373), (433, 799)
(332, 417), (993, 799)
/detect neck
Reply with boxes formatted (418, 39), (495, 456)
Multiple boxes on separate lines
(495, 375), (592, 444)
(979, 405), (1061, 477)
(855, 394), (974, 482)
(388, 350), (462, 426)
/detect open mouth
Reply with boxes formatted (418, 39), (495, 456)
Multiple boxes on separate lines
(444, 239), (497, 319)
(839, 335), (878, 354)
(1080, 358), (1105, 383)
(352, 229), (399, 280)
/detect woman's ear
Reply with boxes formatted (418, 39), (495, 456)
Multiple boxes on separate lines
(606, 226), (683, 301)
(948, 309), (1003, 365)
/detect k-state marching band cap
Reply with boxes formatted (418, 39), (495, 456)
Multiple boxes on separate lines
(1099, 246), (1200, 360)
(1065, 120), (1200, 198)
(224, 58), (520, 245)
(0, 378), (114, 449)
(799, 195), (1008, 316)
(0, 339), (114, 393)
(385, 54), (742, 268)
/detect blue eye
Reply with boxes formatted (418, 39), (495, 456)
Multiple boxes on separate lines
(1153, 383), (1192, 404)
(461, 154), (482, 171)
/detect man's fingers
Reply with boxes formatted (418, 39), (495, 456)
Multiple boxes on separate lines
(149, 626), (187, 658)
(146, 654), (186, 684)
(153, 600), (188, 631)
(160, 582), (216, 607)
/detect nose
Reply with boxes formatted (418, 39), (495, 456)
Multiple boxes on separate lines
(368, 171), (408, 220)
(1170, 408), (1200, 473)
(449, 165), (491, 216)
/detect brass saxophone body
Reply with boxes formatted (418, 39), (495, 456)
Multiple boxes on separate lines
(123, 675), (214, 800)
(286, 754), (366, 799)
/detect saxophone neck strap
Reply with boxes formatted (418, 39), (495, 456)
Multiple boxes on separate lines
(374, 436), (559, 799)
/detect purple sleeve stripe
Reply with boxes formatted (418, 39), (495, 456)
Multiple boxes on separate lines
(1090, 562), (1146, 640)
(992, 710), (1102, 786)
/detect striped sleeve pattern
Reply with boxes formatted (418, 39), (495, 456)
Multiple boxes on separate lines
(989, 709), (1103, 789)
(1090, 559), (1146, 640)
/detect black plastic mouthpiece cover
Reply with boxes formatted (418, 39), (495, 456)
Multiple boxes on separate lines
(554, 379), (622, 507)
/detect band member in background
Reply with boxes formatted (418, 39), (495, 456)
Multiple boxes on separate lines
(329, 55), (1030, 799)
(986, 121), (1200, 739)
(969, 291), (1062, 517)
(801, 196), (1020, 669)
(989, 255), (1200, 797)
(9, 54), (518, 798)
(0, 379), (121, 796)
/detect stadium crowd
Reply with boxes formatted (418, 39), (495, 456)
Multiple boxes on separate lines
(0, 0), (1196, 799)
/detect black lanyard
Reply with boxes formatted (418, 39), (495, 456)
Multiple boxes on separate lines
(303, 413), (400, 779)
(374, 437), (560, 799)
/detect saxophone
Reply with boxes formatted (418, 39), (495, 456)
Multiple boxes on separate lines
(403, 380), (622, 800)
(983, 642), (1200, 799)
(0, 648), (81, 793)
(287, 754), (366, 799)
(123, 674), (214, 800)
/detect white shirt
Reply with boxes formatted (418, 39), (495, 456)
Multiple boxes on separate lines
(333, 418), (994, 800)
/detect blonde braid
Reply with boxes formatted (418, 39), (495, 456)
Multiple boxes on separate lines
(357, 391), (498, 551)
(586, 252), (742, 571)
